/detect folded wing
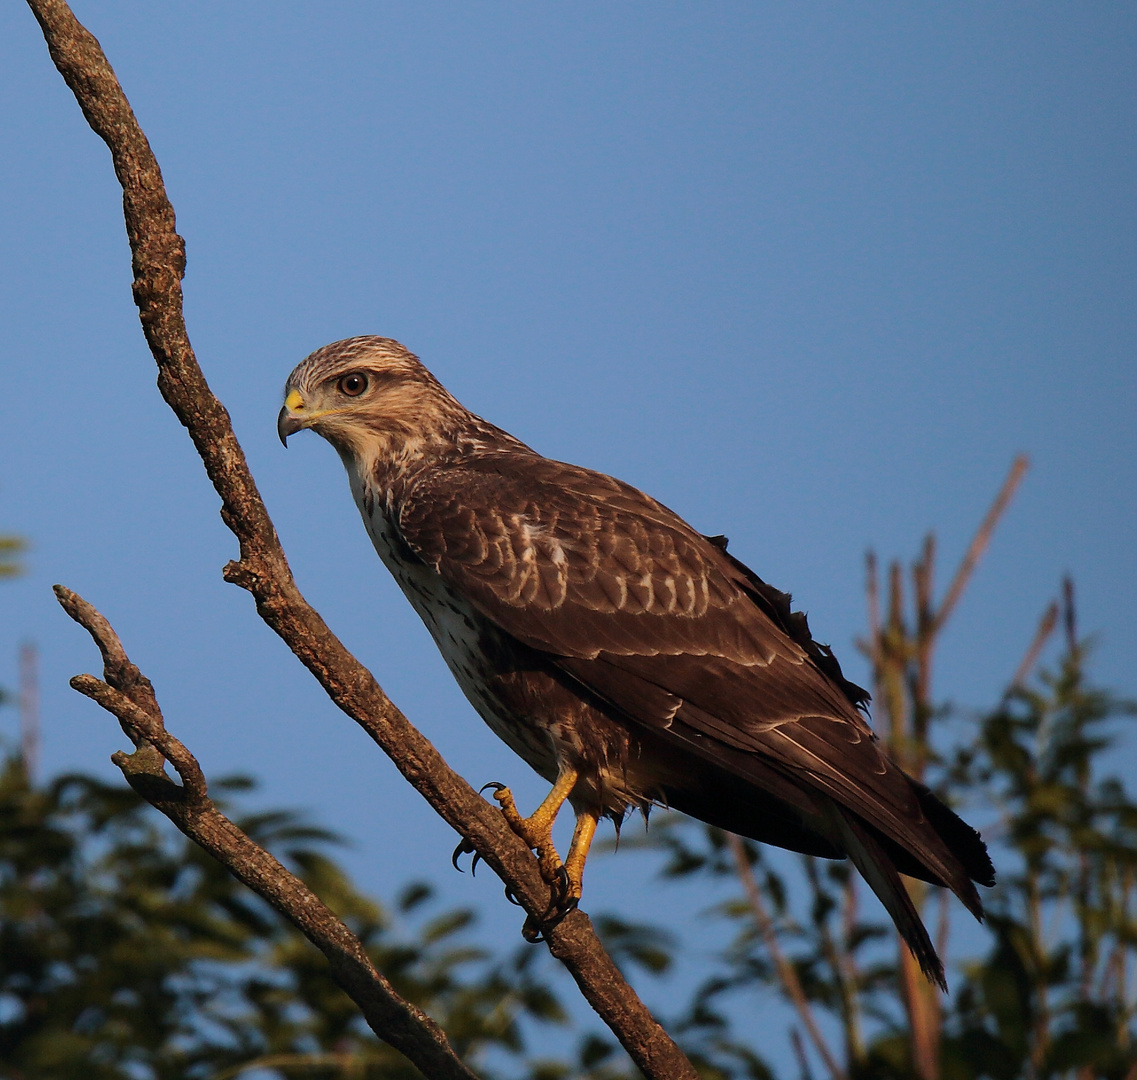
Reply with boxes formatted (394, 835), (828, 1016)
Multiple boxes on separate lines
(397, 450), (993, 983)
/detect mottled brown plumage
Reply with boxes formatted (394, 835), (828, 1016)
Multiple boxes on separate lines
(279, 335), (994, 984)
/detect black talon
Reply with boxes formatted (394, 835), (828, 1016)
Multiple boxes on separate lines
(542, 904), (573, 935)
(517, 866), (580, 944)
(542, 898), (572, 927)
(542, 867), (570, 912)
(480, 781), (507, 796)
(451, 837), (475, 872)
(469, 852), (482, 876)
(503, 884), (522, 907)
(548, 890), (578, 920)
(520, 901), (575, 944)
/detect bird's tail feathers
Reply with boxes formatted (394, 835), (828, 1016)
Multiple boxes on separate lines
(912, 782), (996, 899)
(868, 780), (993, 925)
(828, 802), (947, 991)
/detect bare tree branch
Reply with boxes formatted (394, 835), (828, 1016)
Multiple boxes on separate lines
(55, 586), (482, 1080)
(1062, 575), (1078, 656)
(860, 461), (1029, 1080)
(1009, 600), (1060, 691)
(26, 2), (698, 1076)
(933, 454), (1029, 636)
(864, 551), (882, 672)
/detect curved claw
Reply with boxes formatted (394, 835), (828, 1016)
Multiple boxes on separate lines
(518, 867), (581, 944)
(503, 884), (522, 907)
(520, 900), (578, 944)
(451, 837), (475, 872)
(479, 781), (507, 796)
(543, 867), (578, 923)
(551, 865), (571, 900)
(551, 892), (580, 921)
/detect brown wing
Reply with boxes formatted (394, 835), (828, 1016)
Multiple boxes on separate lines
(397, 450), (991, 902)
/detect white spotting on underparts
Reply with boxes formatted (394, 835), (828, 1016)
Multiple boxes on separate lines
(345, 460), (559, 780)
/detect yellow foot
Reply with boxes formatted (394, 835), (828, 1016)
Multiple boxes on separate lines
(480, 775), (586, 941)
(480, 782), (567, 887)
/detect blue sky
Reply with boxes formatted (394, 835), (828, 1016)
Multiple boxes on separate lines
(2, 2), (1135, 1072)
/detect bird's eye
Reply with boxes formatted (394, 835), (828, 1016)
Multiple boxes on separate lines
(338, 373), (369, 397)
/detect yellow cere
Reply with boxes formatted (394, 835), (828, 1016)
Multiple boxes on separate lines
(284, 389), (305, 411)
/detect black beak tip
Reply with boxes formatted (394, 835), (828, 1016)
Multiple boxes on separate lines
(277, 405), (299, 447)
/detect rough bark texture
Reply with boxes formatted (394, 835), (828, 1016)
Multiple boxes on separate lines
(27, 2), (698, 1076)
(56, 586), (479, 1080)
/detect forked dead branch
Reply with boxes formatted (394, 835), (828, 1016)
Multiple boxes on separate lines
(54, 585), (480, 1080)
(26, 1), (699, 1077)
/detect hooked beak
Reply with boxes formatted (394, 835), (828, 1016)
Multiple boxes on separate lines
(277, 388), (307, 446)
(277, 405), (304, 446)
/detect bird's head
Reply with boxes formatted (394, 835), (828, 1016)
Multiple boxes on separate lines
(278, 336), (467, 464)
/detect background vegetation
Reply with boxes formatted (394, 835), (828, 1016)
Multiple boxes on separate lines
(4, 516), (1134, 1080)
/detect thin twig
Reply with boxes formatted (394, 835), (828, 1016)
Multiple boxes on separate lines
(55, 587), (481, 1080)
(933, 455), (1029, 636)
(1009, 601), (1060, 691)
(790, 1027), (816, 1080)
(881, 560), (909, 751)
(864, 550), (882, 670)
(726, 833), (848, 1080)
(863, 459), (1026, 1080)
(912, 534), (936, 750)
(26, 3), (697, 1076)
(1063, 576), (1078, 655)
(838, 871), (864, 1064)
(935, 886), (951, 968)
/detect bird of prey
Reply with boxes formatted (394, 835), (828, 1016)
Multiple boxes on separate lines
(278, 335), (994, 985)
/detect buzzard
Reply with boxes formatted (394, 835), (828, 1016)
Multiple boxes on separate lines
(278, 335), (993, 985)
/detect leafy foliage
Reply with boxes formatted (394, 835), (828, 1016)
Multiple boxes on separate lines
(622, 640), (1137, 1080)
(0, 534), (23, 580)
(0, 757), (573, 1079)
(942, 648), (1137, 1079)
(3, 498), (1135, 1079)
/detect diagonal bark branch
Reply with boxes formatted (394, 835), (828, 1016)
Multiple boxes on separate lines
(26, 2), (697, 1076)
(55, 585), (481, 1080)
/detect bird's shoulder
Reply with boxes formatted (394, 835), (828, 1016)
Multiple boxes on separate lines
(398, 447), (865, 703)
(398, 446), (747, 625)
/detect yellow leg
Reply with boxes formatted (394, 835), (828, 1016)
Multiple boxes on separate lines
(563, 809), (599, 903)
(489, 767), (578, 886)
(486, 768), (602, 939)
